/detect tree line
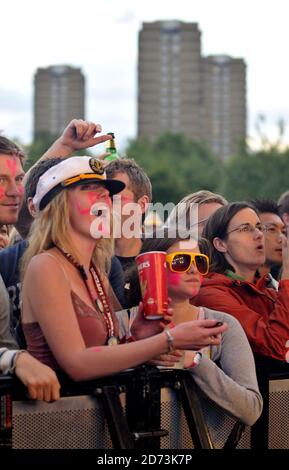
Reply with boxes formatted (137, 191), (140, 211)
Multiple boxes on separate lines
(25, 131), (289, 205)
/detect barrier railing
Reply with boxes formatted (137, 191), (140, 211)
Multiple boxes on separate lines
(251, 357), (289, 449)
(0, 375), (13, 448)
(1, 366), (246, 450)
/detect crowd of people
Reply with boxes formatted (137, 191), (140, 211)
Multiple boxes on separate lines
(1, 118), (289, 445)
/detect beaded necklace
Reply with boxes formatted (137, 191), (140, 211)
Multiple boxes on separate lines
(55, 245), (119, 345)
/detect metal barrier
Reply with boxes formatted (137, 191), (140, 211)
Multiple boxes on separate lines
(1, 366), (246, 449)
(251, 357), (289, 450)
(0, 375), (13, 448)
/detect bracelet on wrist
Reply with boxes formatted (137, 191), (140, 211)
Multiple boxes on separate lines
(187, 352), (202, 369)
(0, 349), (27, 375)
(0, 347), (9, 360)
(9, 350), (27, 374)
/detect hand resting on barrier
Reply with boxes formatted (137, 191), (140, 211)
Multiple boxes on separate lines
(15, 352), (60, 402)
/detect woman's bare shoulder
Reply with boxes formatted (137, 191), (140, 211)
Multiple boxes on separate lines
(26, 249), (66, 278)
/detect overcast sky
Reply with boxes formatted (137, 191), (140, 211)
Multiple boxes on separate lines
(1, 0), (289, 150)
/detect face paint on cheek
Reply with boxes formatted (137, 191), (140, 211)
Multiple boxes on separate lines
(75, 199), (90, 215)
(76, 192), (111, 216)
(18, 186), (25, 196)
(6, 158), (17, 177)
(0, 188), (4, 200)
(87, 192), (99, 205)
(167, 271), (182, 286)
(121, 195), (134, 203)
(87, 192), (111, 206)
(74, 192), (107, 216)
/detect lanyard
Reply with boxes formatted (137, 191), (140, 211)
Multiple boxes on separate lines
(55, 246), (118, 345)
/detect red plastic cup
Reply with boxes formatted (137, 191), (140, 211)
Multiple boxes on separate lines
(135, 251), (168, 319)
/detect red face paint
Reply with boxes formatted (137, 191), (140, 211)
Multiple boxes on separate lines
(87, 191), (111, 206)
(76, 192), (111, 215)
(167, 271), (182, 286)
(120, 195), (134, 203)
(75, 199), (90, 215)
(0, 188), (4, 200)
(6, 158), (17, 177)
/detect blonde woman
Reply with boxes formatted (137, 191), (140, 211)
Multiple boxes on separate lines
(21, 157), (227, 381)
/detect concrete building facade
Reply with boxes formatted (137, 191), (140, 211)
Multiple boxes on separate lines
(138, 21), (247, 160)
(138, 21), (202, 141)
(34, 65), (85, 137)
(201, 55), (246, 160)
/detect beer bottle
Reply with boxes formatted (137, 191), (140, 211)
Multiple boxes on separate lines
(104, 132), (119, 161)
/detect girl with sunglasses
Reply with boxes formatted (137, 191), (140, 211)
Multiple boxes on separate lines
(126, 231), (262, 430)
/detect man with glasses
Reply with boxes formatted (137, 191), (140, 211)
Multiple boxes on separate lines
(194, 202), (289, 363)
(250, 199), (286, 287)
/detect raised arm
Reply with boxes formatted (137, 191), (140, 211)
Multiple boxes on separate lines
(24, 119), (111, 182)
(16, 120), (112, 237)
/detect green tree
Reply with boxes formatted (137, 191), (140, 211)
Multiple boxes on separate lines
(125, 133), (223, 204)
(220, 147), (289, 201)
(24, 132), (58, 171)
(25, 131), (93, 171)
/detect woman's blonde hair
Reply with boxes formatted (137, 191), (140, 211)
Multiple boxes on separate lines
(21, 190), (113, 280)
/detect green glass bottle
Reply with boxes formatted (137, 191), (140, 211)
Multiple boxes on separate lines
(104, 132), (119, 161)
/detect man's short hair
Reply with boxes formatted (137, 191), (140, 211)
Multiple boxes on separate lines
(249, 198), (280, 216)
(105, 158), (152, 202)
(0, 135), (26, 165)
(25, 157), (63, 200)
(278, 190), (289, 216)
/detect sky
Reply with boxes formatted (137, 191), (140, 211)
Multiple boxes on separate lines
(1, 0), (289, 151)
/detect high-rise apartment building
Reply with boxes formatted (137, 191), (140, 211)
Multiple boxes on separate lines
(34, 65), (85, 138)
(201, 55), (246, 160)
(137, 21), (247, 160)
(138, 21), (202, 141)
